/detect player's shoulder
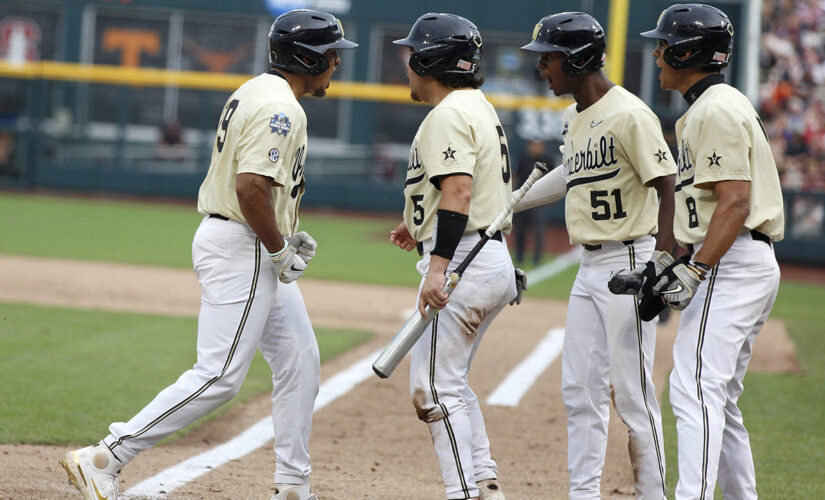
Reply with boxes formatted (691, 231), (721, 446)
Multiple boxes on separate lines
(607, 86), (656, 116)
(424, 91), (480, 127)
(693, 84), (753, 124)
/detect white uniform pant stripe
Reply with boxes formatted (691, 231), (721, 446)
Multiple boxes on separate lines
(411, 234), (514, 500)
(671, 233), (778, 499)
(429, 314), (471, 498)
(695, 265), (717, 500)
(562, 235), (666, 500)
(628, 246), (668, 497)
(107, 240), (262, 459)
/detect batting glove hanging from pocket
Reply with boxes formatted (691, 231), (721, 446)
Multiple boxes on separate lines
(269, 244), (308, 283)
(510, 268), (527, 306)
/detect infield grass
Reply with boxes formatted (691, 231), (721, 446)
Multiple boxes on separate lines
(0, 301), (370, 445)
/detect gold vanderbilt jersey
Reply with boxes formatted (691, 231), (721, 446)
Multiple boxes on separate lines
(403, 89), (513, 242)
(674, 83), (784, 245)
(561, 86), (676, 245)
(197, 72), (307, 237)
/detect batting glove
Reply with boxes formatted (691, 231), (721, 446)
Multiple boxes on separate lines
(509, 268), (527, 306)
(651, 256), (708, 311)
(269, 244), (308, 283)
(286, 231), (317, 263)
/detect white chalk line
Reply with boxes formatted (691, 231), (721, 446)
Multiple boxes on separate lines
(486, 327), (565, 407)
(124, 349), (382, 499)
(486, 248), (579, 407)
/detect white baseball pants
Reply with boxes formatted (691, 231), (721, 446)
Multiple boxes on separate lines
(562, 236), (667, 500)
(410, 233), (516, 500)
(670, 232), (780, 500)
(103, 215), (320, 485)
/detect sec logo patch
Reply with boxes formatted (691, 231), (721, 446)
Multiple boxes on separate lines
(268, 148), (280, 163)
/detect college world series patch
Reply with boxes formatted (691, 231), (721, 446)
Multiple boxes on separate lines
(270, 112), (291, 136)
(269, 148), (280, 163)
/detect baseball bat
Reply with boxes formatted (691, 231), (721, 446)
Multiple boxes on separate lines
(607, 272), (644, 295)
(372, 162), (551, 379)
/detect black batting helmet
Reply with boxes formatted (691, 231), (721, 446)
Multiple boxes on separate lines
(640, 3), (733, 70)
(521, 12), (605, 76)
(268, 9), (357, 76)
(393, 13), (483, 77)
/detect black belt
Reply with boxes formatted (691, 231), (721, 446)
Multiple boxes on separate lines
(209, 213), (229, 221)
(416, 229), (502, 256)
(582, 239), (635, 251)
(686, 230), (770, 254)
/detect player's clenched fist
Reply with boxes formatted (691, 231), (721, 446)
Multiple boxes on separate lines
(651, 255), (708, 311)
(269, 244), (308, 283)
(286, 231), (317, 262)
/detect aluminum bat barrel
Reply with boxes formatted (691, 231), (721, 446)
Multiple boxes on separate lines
(372, 307), (435, 379)
(372, 272), (460, 378)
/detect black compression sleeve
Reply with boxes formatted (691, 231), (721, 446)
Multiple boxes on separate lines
(430, 209), (468, 261)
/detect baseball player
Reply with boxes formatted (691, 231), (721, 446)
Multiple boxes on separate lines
(517, 12), (677, 499)
(58, 10), (356, 500)
(641, 5), (784, 499)
(388, 13), (517, 500)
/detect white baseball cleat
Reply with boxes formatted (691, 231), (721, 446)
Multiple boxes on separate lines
(271, 482), (319, 500)
(478, 478), (506, 500)
(59, 443), (121, 500)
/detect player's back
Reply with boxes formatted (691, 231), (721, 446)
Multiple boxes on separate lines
(197, 73), (307, 230)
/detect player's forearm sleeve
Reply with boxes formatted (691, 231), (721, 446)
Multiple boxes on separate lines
(515, 164), (565, 212)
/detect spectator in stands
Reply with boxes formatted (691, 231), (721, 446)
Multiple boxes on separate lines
(760, 0), (825, 194)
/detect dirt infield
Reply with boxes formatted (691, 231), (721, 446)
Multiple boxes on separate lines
(0, 255), (799, 499)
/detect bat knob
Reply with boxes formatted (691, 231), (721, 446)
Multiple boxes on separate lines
(534, 161), (550, 173)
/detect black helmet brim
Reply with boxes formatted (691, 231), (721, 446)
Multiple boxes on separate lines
(520, 39), (569, 54)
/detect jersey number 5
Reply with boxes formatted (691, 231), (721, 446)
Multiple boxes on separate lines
(216, 98), (240, 153)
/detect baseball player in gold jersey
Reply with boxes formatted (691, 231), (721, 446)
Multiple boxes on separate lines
(389, 13), (516, 500)
(518, 12), (676, 500)
(59, 10), (356, 500)
(642, 5), (784, 499)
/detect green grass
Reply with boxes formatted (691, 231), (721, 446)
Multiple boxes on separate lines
(0, 302), (371, 445)
(0, 192), (422, 286)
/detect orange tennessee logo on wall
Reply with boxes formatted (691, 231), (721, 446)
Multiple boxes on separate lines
(102, 28), (159, 67)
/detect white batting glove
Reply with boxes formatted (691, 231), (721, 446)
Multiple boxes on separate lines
(269, 244), (308, 283)
(509, 268), (527, 306)
(286, 231), (317, 263)
(652, 258), (707, 311)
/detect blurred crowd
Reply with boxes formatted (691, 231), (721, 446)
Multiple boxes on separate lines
(760, 0), (825, 193)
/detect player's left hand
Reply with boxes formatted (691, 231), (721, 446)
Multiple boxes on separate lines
(509, 268), (527, 306)
(286, 231), (317, 262)
(419, 270), (448, 316)
(390, 222), (418, 252)
(651, 256), (707, 311)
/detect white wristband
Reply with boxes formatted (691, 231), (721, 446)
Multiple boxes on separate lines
(267, 242), (288, 259)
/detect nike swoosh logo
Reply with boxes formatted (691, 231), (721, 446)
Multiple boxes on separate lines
(290, 265), (303, 272)
(590, 120), (603, 127)
(667, 284), (684, 294)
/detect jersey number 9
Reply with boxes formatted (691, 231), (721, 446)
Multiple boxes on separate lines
(216, 99), (240, 153)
